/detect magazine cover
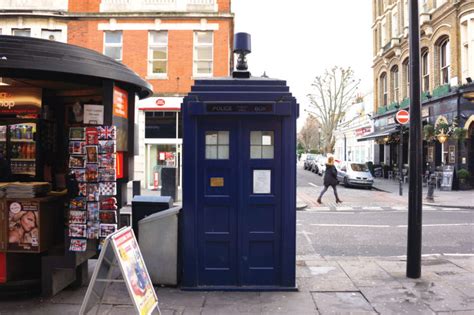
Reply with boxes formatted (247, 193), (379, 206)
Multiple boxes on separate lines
(70, 238), (87, 252)
(100, 197), (118, 210)
(85, 164), (99, 182)
(87, 202), (100, 221)
(100, 182), (117, 196)
(70, 197), (87, 210)
(98, 140), (116, 154)
(85, 127), (99, 145)
(99, 223), (117, 238)
(99, 169), (116, 182)
(69, 155), (86, 168)
(69, 127), (85, 140)
(7, 201), (39, 252)
(99, 153), (116, 169)
(85, 145), (98, 164)
(69, 141), (85, 154)
(69, 210), (87, 224)
(69, 224), (87, 238)
(99, 210), (117, 224)
(86, 183), (100, 201)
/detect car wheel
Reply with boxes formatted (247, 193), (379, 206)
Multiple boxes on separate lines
(344, 177), (349, 187)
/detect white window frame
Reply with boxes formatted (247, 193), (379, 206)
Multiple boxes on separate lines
(391, 66), (399, 103)
(12, 28), (31, 37)
(148, 31), (168, 78)
(380, 73), (388, 106)
(403, 59), (410, 98)
(41, 29), (62, 41)
(103, 31), (123, 62)
(439, 38), (450, 85)
(421, 50), (430, 92)
(193, 31), (213, 77)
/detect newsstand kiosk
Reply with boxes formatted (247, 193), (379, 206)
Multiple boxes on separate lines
(0, 35), (152, 296)
(181, 33), (299, 290)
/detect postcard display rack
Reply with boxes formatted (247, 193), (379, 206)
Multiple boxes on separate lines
(67, 126), (118, 252)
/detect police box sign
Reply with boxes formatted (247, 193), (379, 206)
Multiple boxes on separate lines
(0, 88), (42, 115)
(206, 104), (273, 113)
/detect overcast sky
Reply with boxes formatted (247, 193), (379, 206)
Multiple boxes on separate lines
(231, 0), (373, 129)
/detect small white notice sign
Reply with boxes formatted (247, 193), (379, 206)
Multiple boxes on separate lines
(253, 169), (271, 194)
(84, 104), (104, 125)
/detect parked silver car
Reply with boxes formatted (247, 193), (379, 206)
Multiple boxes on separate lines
(336, 161), (374, 188)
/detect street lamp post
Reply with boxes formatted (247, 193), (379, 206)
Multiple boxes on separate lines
(407, 0), (423, 279)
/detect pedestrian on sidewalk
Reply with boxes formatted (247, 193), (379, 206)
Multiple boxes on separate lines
(317, 156), (342, 204)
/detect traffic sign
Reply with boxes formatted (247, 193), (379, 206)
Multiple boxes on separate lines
(396, 109), (410, 125)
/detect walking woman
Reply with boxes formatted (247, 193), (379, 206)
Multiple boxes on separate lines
(317, 156), (342, 204)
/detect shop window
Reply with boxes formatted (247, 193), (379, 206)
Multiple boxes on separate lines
(250, 131), (274, 159)
(205, 131), (229, 160)
(148, 31), (168, 76)
(439, 38), (450, 85)
(104, 31), (122, 62)
(41, 29), (61, 41)
(145, 111), (177, 139)
(194, 31), (213, 76)
(421, 49), (430, 92)
(12, 29), (31, 37)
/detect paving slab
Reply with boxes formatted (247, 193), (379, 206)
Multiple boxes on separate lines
(259, 291), (317, 315)
(312, 291), (377, 314)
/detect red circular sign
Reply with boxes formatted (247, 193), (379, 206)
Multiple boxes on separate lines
(156, 99), (165, 106)
(396, 109), (410, 124)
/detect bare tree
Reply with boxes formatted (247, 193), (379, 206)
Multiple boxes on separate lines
(307, 66), (360, 153)
(298, 115), (321, 153)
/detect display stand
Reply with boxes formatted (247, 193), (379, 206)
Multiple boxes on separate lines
(80, 227), (159, 315)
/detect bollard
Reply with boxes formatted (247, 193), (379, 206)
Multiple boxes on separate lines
(132, 180), (141, 197)
(426, 174), (436, 202)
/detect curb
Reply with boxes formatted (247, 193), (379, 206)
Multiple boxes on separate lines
(296, 203), (308, 211)
(422, 202), (474, 210)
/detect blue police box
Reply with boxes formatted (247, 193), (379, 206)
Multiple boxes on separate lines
(181, 33), (299, 290)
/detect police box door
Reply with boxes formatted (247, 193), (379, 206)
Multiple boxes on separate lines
(197, 118), (282, 287)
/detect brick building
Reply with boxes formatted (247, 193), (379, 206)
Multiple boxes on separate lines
(369, 0), (474, 188)
(0, 0), (234, 190)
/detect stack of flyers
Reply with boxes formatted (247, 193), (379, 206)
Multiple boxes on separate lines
(87, 222), (100, 239)
(99, 223), (117, 238)
(99, 154), (116, 169)
(69, 210), (87, 224)
(69, 224), (87, 238)
(87, 202), (100, 221)
(85, 127), (99, 145)
(99, 182), (116, 196)
(99, 169), (116, 182)
(70, 238), (87, 252)
(100, 197), (117, 210)
(70, 197), (86, 210)
(87, 183), (100, 201)
(98, 140), (115, 154)
(98, 126), (116, 140)
(99, 210), (117, 224)
(72, 169), (86, 182)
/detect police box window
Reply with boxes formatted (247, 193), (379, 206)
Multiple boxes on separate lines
(145, 111), (179, 139)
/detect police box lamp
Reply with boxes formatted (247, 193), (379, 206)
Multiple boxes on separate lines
(233, 32), (251, 79)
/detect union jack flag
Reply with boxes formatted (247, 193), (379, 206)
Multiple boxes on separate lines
(98, 126), (116, 140)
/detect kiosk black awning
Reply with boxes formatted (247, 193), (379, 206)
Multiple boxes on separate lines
(357, 126), (398, 142)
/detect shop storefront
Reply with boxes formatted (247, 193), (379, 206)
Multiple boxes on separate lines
(362, 84), (474, 189)
(0, 35), (152, 296)
(136, 97), (182, 190)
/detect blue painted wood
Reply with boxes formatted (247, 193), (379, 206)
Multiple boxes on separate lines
(182, 77), (298, 290)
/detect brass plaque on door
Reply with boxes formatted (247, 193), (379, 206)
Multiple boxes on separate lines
(210, 177), (224, 187)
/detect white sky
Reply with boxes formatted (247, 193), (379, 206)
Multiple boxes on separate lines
(231, 0), (373, 129)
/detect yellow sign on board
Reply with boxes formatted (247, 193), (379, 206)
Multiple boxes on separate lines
(210, 177), (224, 187)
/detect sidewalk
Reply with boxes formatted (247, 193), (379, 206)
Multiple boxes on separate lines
(1, 254), (472, 314)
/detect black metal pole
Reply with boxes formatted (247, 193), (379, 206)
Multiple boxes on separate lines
(399, 126), (403, 196)
(407, 0), (423, 279)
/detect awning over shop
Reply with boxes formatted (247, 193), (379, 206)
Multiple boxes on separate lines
(357, 126), (398, 142)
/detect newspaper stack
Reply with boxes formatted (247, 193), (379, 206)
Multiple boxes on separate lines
(6, 182), (51, 198)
